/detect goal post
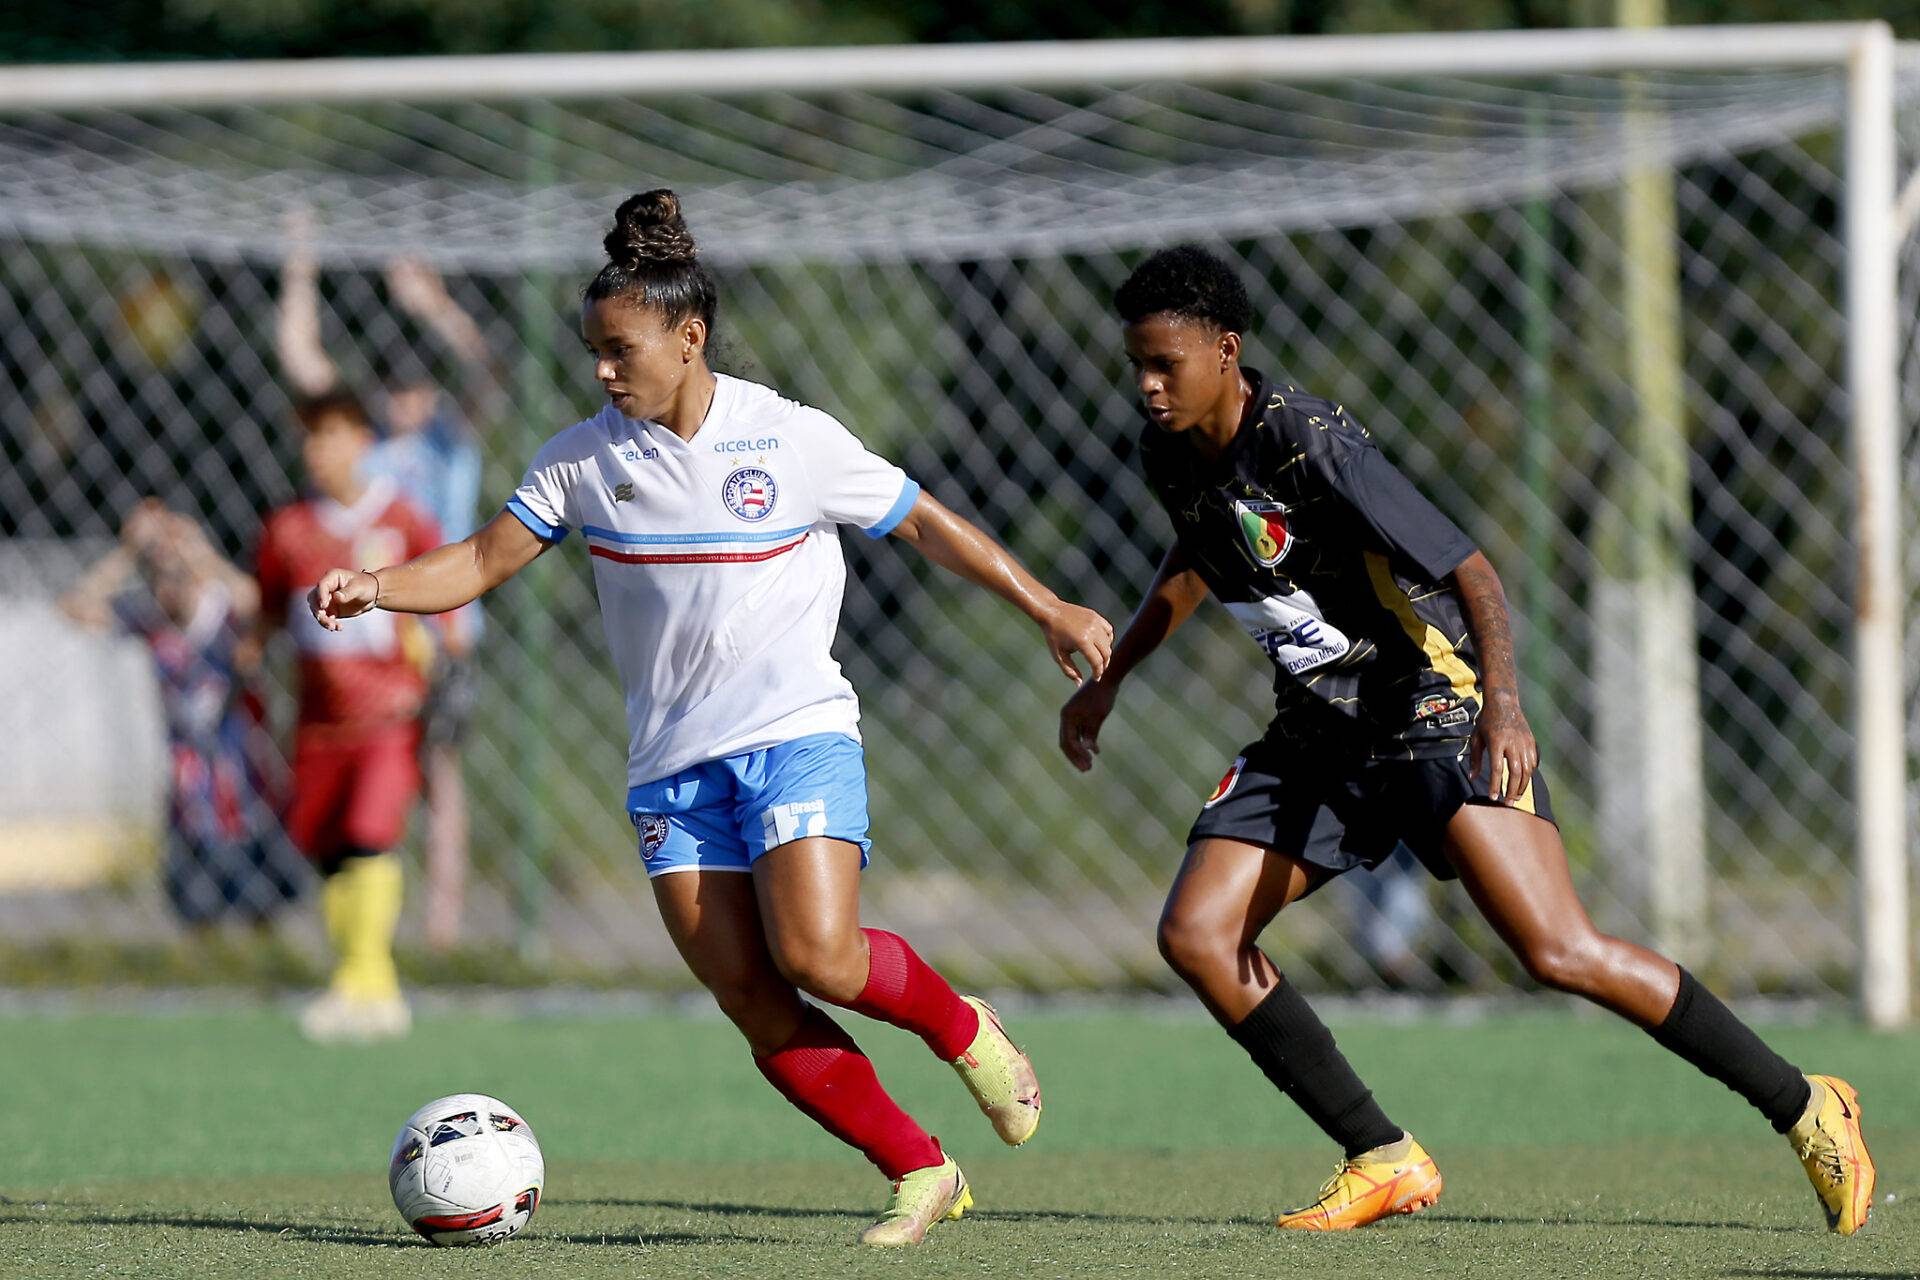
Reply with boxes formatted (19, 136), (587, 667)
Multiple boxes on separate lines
(0, 25), (1908, 1016)
(1841, 22), (1908, 1028)
(0, 25), (1892, 107)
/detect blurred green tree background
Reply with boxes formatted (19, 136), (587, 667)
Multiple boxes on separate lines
(4, 0), (1914, 63)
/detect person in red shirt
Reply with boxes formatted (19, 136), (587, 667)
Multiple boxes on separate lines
(256, 389), (441, 1041)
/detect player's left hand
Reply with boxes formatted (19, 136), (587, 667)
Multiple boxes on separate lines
(1059, 677), (1118, 771)
(308, 567), (380, 631)
(1038, 601), (1114, 685)
(1469, 688), (1538, 805)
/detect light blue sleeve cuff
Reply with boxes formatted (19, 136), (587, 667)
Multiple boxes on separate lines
(862, 477), (921, 539)
(505, 498), (568, 543)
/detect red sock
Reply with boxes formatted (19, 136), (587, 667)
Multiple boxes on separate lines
(754, 1005), (943, 1180)
(842, 928), (980, 1062)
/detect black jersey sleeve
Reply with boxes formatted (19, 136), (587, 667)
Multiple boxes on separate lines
(1325, 441), (1478, 582)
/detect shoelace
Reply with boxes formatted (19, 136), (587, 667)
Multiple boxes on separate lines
(1310, 1162), (1360, 1207)
(1813, 1143), (1848, 1185)
(1795, 1131), (1848, 1185)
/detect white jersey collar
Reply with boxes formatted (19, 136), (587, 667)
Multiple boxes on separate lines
(640, 373), (738, 451)
(314, 477), (398, 539)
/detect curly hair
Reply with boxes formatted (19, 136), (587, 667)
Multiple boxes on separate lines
(583, 188), (719, 331)
(1113, 244), (1253, 334)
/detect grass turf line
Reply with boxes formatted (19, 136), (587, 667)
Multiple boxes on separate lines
(2, 1007), (1914, 1278)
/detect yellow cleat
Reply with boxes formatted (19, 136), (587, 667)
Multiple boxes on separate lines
(1790, 1074), (1875, 1235)
(949, 996), (1042, 1146)
(1276, 1134), (1442, 1231)
(858, 1154), (972, 1248)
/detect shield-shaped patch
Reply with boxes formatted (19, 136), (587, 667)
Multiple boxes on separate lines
(1233, 499), (1293, 568)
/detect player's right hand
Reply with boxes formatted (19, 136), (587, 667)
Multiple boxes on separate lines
(308, 568), (379, 631)
(1058, 678), (1118, 773)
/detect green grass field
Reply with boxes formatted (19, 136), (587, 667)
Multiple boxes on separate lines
(3, 1002), (1914, 1279)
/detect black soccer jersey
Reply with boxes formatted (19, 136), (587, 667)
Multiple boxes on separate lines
(1139, 369), (1483, 759)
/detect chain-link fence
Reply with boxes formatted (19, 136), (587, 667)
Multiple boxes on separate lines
(2, 42), (1915, 997)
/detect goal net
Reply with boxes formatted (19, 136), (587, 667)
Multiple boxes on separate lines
(1, 28), (1913, 1005)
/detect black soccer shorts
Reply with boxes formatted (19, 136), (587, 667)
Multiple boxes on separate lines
(1185, 739), (1557, 890)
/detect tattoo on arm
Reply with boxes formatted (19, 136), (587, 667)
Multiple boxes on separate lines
(1453, 553), (1519, 700)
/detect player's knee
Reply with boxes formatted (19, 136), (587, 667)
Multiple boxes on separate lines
(768, 933), (864, 1004)
(703, 981), (799, 1051)
(696, 962), (764, 1017)
(1157, 910), (1232, 980)
(1518, 933), (1603, 994)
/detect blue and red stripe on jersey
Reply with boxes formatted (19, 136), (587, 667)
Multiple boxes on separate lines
(580, 522), (811, 566)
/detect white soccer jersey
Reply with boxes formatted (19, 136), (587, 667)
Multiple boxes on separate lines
(506, 374), (919, 786)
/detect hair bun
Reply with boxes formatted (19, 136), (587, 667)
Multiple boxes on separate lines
(604, 189), (698, 271)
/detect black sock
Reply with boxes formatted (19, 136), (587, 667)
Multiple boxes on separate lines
(1227, 981), (1402, 1159)
(314, 845), (382, 878)
(1649, 968), (1811, 1133)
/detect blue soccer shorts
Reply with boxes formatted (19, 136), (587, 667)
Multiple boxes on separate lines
(624, 732), (873, 878)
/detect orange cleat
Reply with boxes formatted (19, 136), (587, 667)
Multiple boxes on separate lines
(1791, 1074), (1875, 1235)
(1276, 1134), (1442, 1231)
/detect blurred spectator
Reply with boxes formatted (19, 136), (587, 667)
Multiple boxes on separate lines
(1350, 848), (1436, 991)
(59, 499), (305, 927)
(278, 235), (497, 950)
(256, 391), (441, 1041)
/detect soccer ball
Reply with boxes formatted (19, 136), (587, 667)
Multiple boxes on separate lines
(388, 1093), (545, 1246)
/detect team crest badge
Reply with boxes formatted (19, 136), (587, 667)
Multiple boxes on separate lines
(633, 813), (669, 860)
(722, 467), (778, 522)
(1233, 499), (1292, 568)
(1203, 757), (1246, 809)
